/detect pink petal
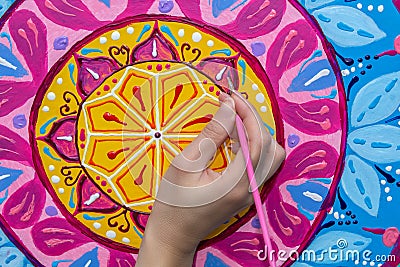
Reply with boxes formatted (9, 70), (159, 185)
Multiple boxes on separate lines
(266, 20), (318, 88)
(0, 124), (32, 166)
(8, 10), (48, 82)
(279, 97), (341, 135)
(3, 177), (45, 229)
(34, 0), (102, 30)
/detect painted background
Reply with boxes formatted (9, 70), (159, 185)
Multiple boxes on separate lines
(0, 0), (399, 266)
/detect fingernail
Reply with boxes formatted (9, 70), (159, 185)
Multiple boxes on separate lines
(219, 91), (230, 102)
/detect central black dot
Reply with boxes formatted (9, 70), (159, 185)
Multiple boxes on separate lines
(154, 132), (161, 138)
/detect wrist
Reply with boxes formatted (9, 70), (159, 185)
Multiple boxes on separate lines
(136, 228), (198, 267)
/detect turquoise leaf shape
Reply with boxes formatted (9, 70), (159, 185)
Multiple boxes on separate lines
(351, 71), (400, 128)
(301, 231), (371, 264)
(0, 166), (22, 192)
(0, 43), (28, 78)
(312, 6), (386, 47)
(348, 125), (400, 163)
(341, 155), (380, 216)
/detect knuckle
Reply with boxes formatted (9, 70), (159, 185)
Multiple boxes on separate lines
(202, 121), (224, 140)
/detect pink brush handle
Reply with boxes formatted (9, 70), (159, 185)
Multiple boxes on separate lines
(235, 115), (276, 267)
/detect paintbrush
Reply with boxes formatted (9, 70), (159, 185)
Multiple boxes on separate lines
(227, 77), (276, 267)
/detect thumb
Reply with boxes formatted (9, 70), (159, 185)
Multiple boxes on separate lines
(172, 92), (236, 173)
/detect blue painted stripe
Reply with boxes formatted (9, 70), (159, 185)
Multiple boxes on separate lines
(81, 48), (103, 55)
(353, 138), (366, 145)
(43, 147), (61, 161)
(348, 160), (356, 173)
(385, 78), (398, 92)
(69, 187), (75, 209)
(238, 59), (246, 85)
(136, 24), (151, 42)
(83, 214), (105, 221)
(40, 117), (57, 134)
(337, 22), (354, 32)
(355, 178), (365, 195)
(297, 204), (314, 220)
(133, 226), (143, 238)
(357, 29), (374, 38)
(368, 95), (381, 109)
(160, 25), (179, 46)
(68, 63), (76, 85)
(210, 49), (232, 56)
(371, 142), (392, 148)
(311, 89), (338, 99)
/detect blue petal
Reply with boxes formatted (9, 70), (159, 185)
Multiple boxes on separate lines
(288, 59), (336, 93)
(351, 71), (400, 128)
(312, 6), (386, 47)
(205, 253), (229, 267)
(212, 0), (237, 18)
(349, 125), (400, 163)
(341, 155), (380, 216)
(304, 231), (371, 264)
(70, 247), (99, 267)
(0, 43), (28, 78)
(287, 181), (328, 212)
(0, 166), (22, 192)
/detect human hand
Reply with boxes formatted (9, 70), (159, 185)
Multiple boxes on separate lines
(136, 92), (285, 267)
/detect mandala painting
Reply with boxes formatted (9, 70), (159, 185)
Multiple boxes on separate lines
(0, 0), (398, 266)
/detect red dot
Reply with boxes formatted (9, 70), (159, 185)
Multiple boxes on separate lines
(112, 78), (118, 83)
(209, 86), (214, 92)
(203, 80), (208, 84)
(104, 85), (110, 91)
(156, 64), (162, 71)
(147, 65), (152, 70)
(101, 181), (107, 186)
(96, 91), (101, 95)
(216, 91), (220, 96)
(165, 64), (171, 69)
(107, 189), (112, 193)
(148, 205), (153, 210)
(80, 144), (85, 149)
(96, 176), (100, 180)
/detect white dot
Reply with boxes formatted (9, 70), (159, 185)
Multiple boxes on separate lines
(377, 5), (384, 12)
(58, 188), (65, 194)
(381, 179), (387, 185)
(111, 31), (120, 40)
(385, 187), (390, 193)
(398, 106), (400, 112)
(370, 261), (375, 266)
(207, 40), (214, 47)
(351, 67), (356, 72)
(93, 222), (101, 229)
(122, 237), (130, 243)
(42, 106), (50, 112)
(127, 27), (134, 34)
(334, 211), (339, 220)
(357, 3), (362, 9)
(57, 78), (63, 85)
(260, 106), (267, 113)
(396, 169), (400, 175)
(106, 230), (116, 239)
(355, 260), (360, 265)
(192, 32), (202, 42)
(178, 29), (184, 37)
(358, 63), (363, 68)
(49, 165), (55, 171)
(363, 260), (367, 266)
(256, 93), (265, 103)
(387, 196), (393, 202)
(340, 214), (345, 219)
(51, 175), (60, 184)
(47, 92), (56, 101)
(378, 264), (382, 267)
(99, 36), (107, 44)
(368, 5), (373, 11)
(398, 121), (400, 126)
(252, 84), (259, 91)
(385, 165), (392, 171)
